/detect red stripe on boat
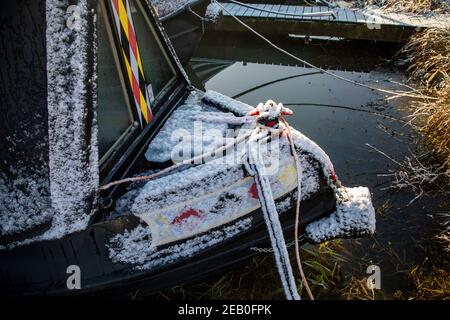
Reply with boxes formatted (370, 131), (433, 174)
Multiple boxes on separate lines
(128, 19), (138, 61)
(112, 0), (119, 13)
(131, 72), (140, 104)
(249, 183), (259, 199)
(171, 208), (203, 225)
(329, 170), (337, 182)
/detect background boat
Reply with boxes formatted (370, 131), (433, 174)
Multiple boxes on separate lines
(160, 0), (210, 64)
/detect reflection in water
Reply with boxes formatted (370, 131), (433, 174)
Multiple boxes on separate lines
(187, 33), (446, 298)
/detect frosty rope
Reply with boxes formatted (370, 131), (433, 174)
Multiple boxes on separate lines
(246, 129), (300, 300)
(244, 101), (313, 300)
(282, 117), (314, 300)
(100, 129), (254, 190)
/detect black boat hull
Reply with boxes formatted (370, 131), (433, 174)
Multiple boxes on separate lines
(0, 181), (335, 297)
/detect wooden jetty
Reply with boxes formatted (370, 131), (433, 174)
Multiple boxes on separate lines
(193, 32), (397, 73)
(214, 2), (450, 42)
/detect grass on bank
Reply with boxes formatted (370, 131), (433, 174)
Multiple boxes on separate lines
(155, 241), (347, 300)
(400, 28), (450, 177)
(362, 0), (450, 13)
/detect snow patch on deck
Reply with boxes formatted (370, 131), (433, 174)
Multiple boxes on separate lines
(150, 0), (196, 17)
(205, 2), (222, 22)
(132, 161), (245, 214)
(202, 90), (254, 116)
(146, 97), (233, 163)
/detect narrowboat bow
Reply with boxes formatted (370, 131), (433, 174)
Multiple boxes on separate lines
(0, 0), (375, 297)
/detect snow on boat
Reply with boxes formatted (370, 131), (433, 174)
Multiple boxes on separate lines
(0, 0), (375, 296)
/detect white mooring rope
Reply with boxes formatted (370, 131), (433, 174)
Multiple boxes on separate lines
(245, 124), (301, 300)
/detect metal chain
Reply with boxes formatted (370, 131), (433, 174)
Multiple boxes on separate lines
(250, 236), (306, 253)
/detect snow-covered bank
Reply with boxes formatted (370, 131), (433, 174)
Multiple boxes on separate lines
(150, 0), (198, 17)
(341, 0), (450, 14)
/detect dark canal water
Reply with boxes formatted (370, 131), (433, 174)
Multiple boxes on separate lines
(183, 31), (448, 299)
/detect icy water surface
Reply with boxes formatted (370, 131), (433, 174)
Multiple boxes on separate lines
(184, 32), (448, 299)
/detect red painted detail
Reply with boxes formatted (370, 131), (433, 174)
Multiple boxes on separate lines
(249, 183), (259, 199)
(329, 170), (337, 182)
(248, 109), (260, 116)
(281, 110), (293, 116)
(112, 0), (119, 13)
(171, 208), (203, 225)
(266, 121), (278, 128)
(128, 19), (138, 61)
(131, 73), (140, 103)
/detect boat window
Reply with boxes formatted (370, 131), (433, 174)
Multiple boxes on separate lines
(130, 0), (177, 101)
(98, 3), (134, 161)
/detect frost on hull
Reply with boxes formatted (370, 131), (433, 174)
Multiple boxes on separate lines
(45, 0), (98, 239)
(108, 218), (253, 270)
(0, 0), (98, 245)
(0, 0), (52, 236)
